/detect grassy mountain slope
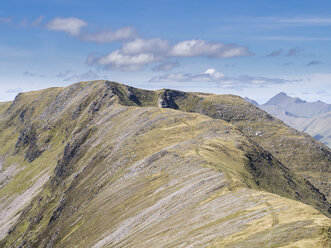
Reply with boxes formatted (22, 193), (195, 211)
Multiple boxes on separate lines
(141, 89), (331, 202)
(0, 81), (330, 247)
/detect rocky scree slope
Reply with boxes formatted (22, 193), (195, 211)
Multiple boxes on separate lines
(0, 80), (330, 248)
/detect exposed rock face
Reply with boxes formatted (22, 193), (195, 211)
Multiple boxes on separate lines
(0, 81), (329, 248)
(157, 89), (186, 109)
(15, 125), (44, 163)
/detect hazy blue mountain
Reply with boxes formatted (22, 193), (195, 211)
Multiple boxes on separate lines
(265, 92), (306, 108)
(263, 92), (331, 118)
(254, 92), (331, 148)
(301, 111), (331, 147)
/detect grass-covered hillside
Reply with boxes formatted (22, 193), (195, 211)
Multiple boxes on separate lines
(0, 80), (330, 248)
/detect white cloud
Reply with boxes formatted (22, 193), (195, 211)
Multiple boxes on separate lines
(81, 26), (137, 43)
(94, 50), (161, 71)
(47, 17), (136, 43)
(89, 38), (170, 70)
(204, 68), (225, 79)
(122, 38), (170, 55)
(170, 40), (252, 58)
(46, 17), (87, 36)
(90, 38), (252, 71)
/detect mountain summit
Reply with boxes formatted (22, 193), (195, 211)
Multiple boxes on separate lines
(264, 92), (331, 118)
(0, 81), (330, 247)
(256, 92), (331, 147)
(264, 92), (306, 107)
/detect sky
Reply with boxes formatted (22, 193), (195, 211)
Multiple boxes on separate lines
(1, 0), (331, 104)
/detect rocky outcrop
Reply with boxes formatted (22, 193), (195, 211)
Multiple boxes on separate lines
(157, 89), (186, 109)
(15, 125), (44, 163)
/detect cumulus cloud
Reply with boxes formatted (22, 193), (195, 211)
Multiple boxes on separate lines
(122, 38), (170, 55)
(90, 38), (252, 71)
(80, 26), (137, 43)
(170, 40), (252, 58)
(152, 61), (179, 71)
(91, 50), (161, 71)
(88, 38), (171, 70)
(46, 17), (137, 43)
(46, 17), (87, 35)
(149, 68), (298, 89)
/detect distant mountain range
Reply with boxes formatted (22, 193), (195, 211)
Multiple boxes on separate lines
(246, 93), (331, 148)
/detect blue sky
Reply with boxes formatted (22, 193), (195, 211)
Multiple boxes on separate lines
(1, 0), (331, 103)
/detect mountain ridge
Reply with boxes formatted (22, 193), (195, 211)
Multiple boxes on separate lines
(0, 80), (330, 247)
(264, 92), (306, 107)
